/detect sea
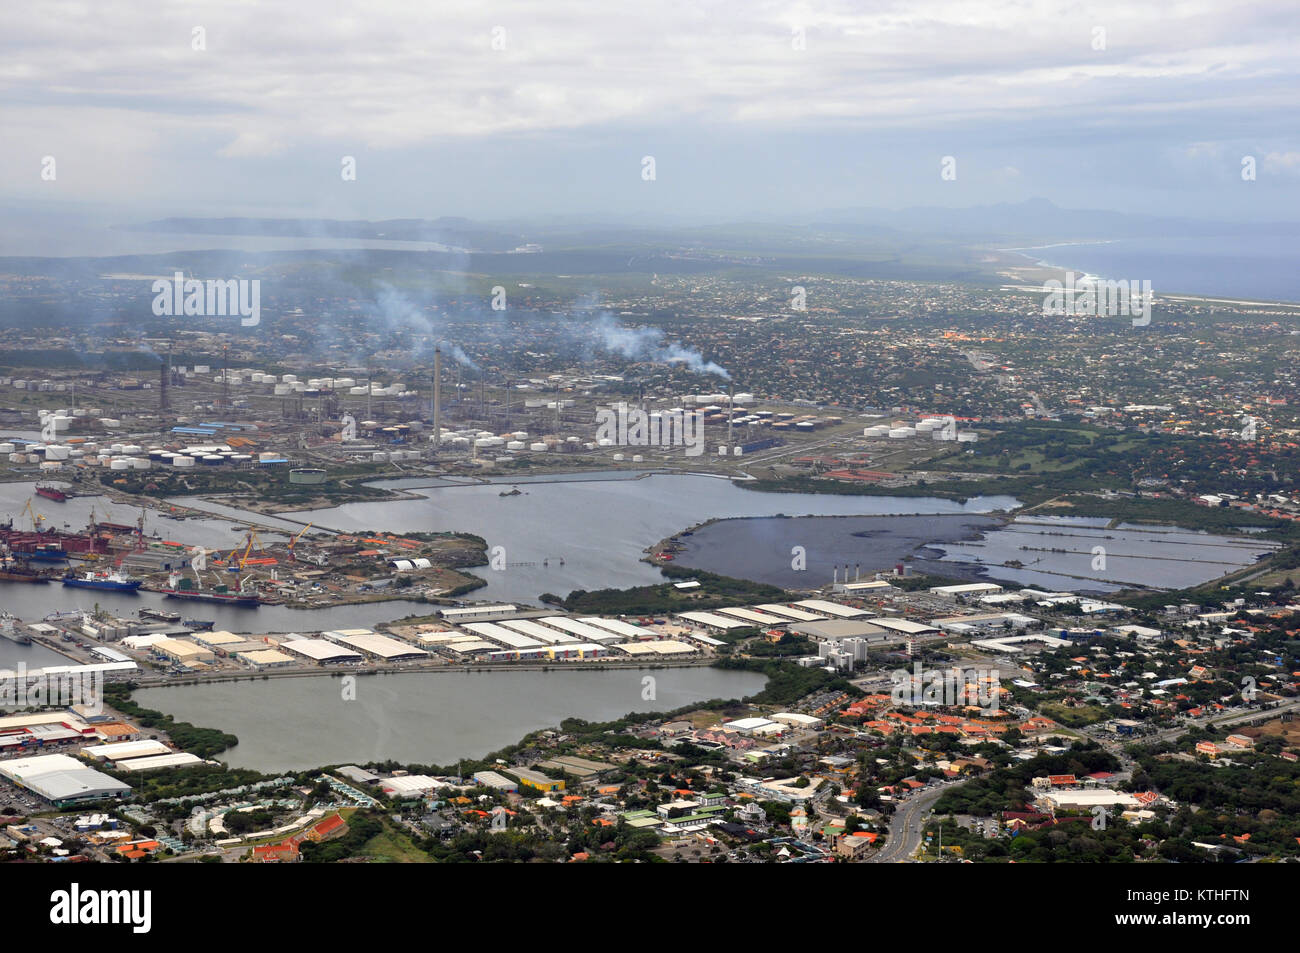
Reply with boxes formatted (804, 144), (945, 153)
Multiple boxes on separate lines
(1011, 234), (1300, 304)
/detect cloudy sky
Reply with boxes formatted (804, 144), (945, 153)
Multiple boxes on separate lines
(3, 0), (1299, 224)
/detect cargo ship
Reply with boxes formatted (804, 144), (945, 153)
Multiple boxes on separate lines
(157, 587), (260, 607)
(138, 607), (182, 623)
(0, 613), (32, 644)
(35, 485), (68, 503)
(0, 562), (53, 583)
(62, 570), (143, 592)
(24, 542), (68, 562)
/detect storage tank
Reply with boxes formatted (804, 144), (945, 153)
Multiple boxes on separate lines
(132, 458), (150, 469)
(109, 459), (130, 470)
(529, 442), (548, 452)
(173, 456), (195, 468)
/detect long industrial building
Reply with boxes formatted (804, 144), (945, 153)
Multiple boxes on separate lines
(0, 753), (132, 807)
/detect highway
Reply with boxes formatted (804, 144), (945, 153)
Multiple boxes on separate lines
(868, 781), (959, 863)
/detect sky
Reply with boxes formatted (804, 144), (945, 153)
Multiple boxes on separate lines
(2, 0), (1299, 225)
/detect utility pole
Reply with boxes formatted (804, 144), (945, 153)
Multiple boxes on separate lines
(432, 347), (442, 449)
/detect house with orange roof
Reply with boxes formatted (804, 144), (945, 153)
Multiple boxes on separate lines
(251, 840), (301, 863)
(305, 813), (348, 842)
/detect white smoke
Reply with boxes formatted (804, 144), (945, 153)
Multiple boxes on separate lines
(588, 312), (729, 379)
(373, 283), (478, 369)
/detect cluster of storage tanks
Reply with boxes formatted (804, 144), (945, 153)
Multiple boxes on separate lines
(211, 370), (414, 399)
(3, 438), (275, 471)
(364, 449), (423, 463)
(864, 418), (978, 442)
(434, 428), (594, 461)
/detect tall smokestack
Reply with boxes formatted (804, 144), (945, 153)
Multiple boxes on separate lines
(159, 362), (168, 411)
(433, 347), (442, 449)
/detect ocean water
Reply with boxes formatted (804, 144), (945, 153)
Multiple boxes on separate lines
(1017, 235), (1300, 303)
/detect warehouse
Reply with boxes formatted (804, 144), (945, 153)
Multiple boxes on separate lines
(508, 767), (565, 793)
(121, 633), (170, 651)
(793, 599), (872, 619)
(869, 618), (940, 636)
(462, 622), (542, 649)
(279, 638), (365, 664)
(753, 604), (827, 623)
(546, 643), (611, 660)
(791, 619), (892, 642)
(538, 617), (626, 643)
(577, 617), (656, 639)
(487, 648), (549, 663)
(675, 610), (749, 633)
(328, 631), (428, 661)
(439, 604), (519, 624)
(930, 582), (1004, 598)
(115, 752), (205, 771)
(716, 607), (791, 627)
(931, 612), (1036, 633)
(442, 639), (500, 657)
(1038, 789), (1141, 811)
(837, 580), (895, 594)
(724, 717), (785, 737)
(615, 640), (697, 657)
(192, 630), (247, 650)
(971, 633), (1072, 654)
(81, 740), (171, 764)
(472, 770), (518, 792)
(0, 753), (131, 807)
(237, 648), (297, 669)
(498, 618), (579, 644)
(380, 775), (446, 798)
(151, 638), (215, 664)
(771, 712), (824, 730)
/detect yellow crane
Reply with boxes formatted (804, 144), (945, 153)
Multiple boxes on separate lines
(22, 500), (44, 532)
(288, 523), (313, 561)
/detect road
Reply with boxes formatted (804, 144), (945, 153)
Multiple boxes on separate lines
(868, 782), (957, 863)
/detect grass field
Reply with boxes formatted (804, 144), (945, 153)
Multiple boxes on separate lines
(358, 822), (432, 863)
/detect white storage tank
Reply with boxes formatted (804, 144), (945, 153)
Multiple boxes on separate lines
(172, 455), (195, 468)
(612, 453), (625, 461)
(506, 441), (526, 451)
(530, 442), (548, 452)
(109, 459), (130, 470)
(133, 458), (151, 469)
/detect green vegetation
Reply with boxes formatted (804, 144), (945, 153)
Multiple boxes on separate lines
(546, 565), (786, 615)
(104, 682), (238, 758)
